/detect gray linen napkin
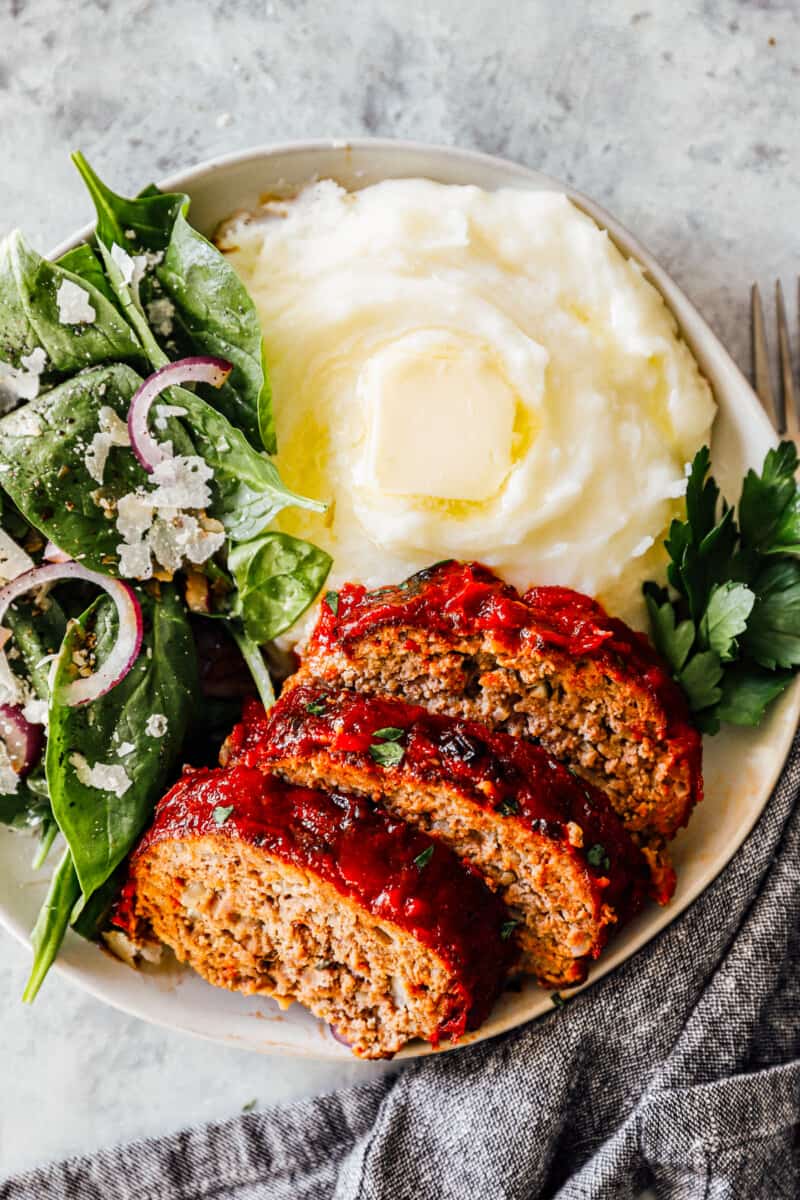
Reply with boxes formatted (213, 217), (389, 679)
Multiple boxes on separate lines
(3, 735), (800, 1200)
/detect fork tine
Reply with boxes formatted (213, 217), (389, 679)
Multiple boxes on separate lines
(776, 280), (793, 437)
(752, 283), (777, 426)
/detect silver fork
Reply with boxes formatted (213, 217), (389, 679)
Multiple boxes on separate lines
(751, 281), (799, 440)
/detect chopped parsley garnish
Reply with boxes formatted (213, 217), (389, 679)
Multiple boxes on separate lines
(213, 804), (234, 826)
(306, 699), (328, 715)
(413, 845), (434, 870)
(644, 442), (800, 732)
(498, 797), (519, 817)
(242, 1098), (257, 1113)
(586, 843), (610, 871)
(372, 726), (404, 741)
(500, 919), (520, 940)
(324, 590), (339, 616)
(369, 741), (405, 768)
(551, 992), (567, 1009)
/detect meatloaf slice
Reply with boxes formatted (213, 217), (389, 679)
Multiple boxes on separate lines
(291, 561), (703, 903)
(114, 764), (514, 1059)
(223, 687), (648, 988)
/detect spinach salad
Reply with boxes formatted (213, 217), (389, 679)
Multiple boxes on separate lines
(0, 155), (331, 998)
(0, 154), (798, 1002)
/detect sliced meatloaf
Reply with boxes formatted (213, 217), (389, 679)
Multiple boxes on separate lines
(223, 686), (649, 987)
(114, 764), (515, 1059)
(291, 561), (703, 903)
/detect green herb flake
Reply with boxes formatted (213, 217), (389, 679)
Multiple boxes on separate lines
(242, 1099), (257, 1113)
(213, 805), (234, 826)
(551, 992), (567, 1009)
(369, 741), (405, 769)
(372, 726), (405, 742)
(413, 845), (434, 871)
(586, 843), (610, 872)
(325, 590), (339, 616)
(500, 919), (520, 941)
(498, 797), (519, 817)
(306, 699), (328, 716)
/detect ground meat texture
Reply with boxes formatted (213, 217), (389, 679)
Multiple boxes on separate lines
(114, 765), (515, 1060)
(223, 688), (649, 988)
(292, 562), (704, 903)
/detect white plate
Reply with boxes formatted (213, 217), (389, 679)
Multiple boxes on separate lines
(1, 140), (797, 1060)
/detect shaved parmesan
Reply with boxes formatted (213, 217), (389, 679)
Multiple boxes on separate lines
(56, 280), (95, 325)
(0, 346), (47, 406)
(69, 752), (132, 796)
(145, 713), (168, 737)
(85, 405), (131, 484)
(147, 298), (176, 338)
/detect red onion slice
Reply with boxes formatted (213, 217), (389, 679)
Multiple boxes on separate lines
(0, 562), (143, 707)
(127, 356), (233, 473)
(0, 703), (43, 775)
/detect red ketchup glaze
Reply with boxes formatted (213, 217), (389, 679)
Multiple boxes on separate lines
(308, 561), (702, 815)
(226, 687), (650, 929)
(114, 764), (515, 1043)
(310, 560), (530, 651)
(521, 584), (702, 807)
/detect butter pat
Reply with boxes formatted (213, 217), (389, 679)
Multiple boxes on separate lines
(362, 333), (515, 501)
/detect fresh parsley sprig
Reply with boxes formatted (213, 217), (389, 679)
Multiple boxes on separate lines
(644, 442), (800, 733)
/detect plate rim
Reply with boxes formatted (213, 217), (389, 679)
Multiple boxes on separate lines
(2, 136), (797, 1060)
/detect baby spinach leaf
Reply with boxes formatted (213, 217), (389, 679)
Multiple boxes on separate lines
(47, 585), (197, 898)
(0, 365), (318, 576)
(73, 155), (273, 450)
(70, 866), (126, 941)
(56, 244), (120, 309)
(0, 231), (141, 375)
(5, 595), (67, 699)
(227, 622), (275, 710)
(172, 386), (325, 540)
(92, 238), (167, 371)
(0, 363), (191, 573)
(31, 811), (59, 869)
(0, 770), (49, 829)
(71, 152), (183, 252)
(0, 596), (64, 830)
(22, 846), (81, 1002)
(228, 530), (332, 643)
(158, 209), (272, 450)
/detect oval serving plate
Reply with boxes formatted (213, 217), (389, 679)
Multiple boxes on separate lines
(0, 139), (797, 1062)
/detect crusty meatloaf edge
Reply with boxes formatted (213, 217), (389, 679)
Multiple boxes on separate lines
(291, 561), (703, 903)
(223, 686), (649, 986)
(114, 764), (516, 1057)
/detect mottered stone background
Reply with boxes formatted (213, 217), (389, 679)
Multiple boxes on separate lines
(1, 0), (799, 1177)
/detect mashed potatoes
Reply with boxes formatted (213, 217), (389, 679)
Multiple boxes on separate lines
(220, 180), (715, 637)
